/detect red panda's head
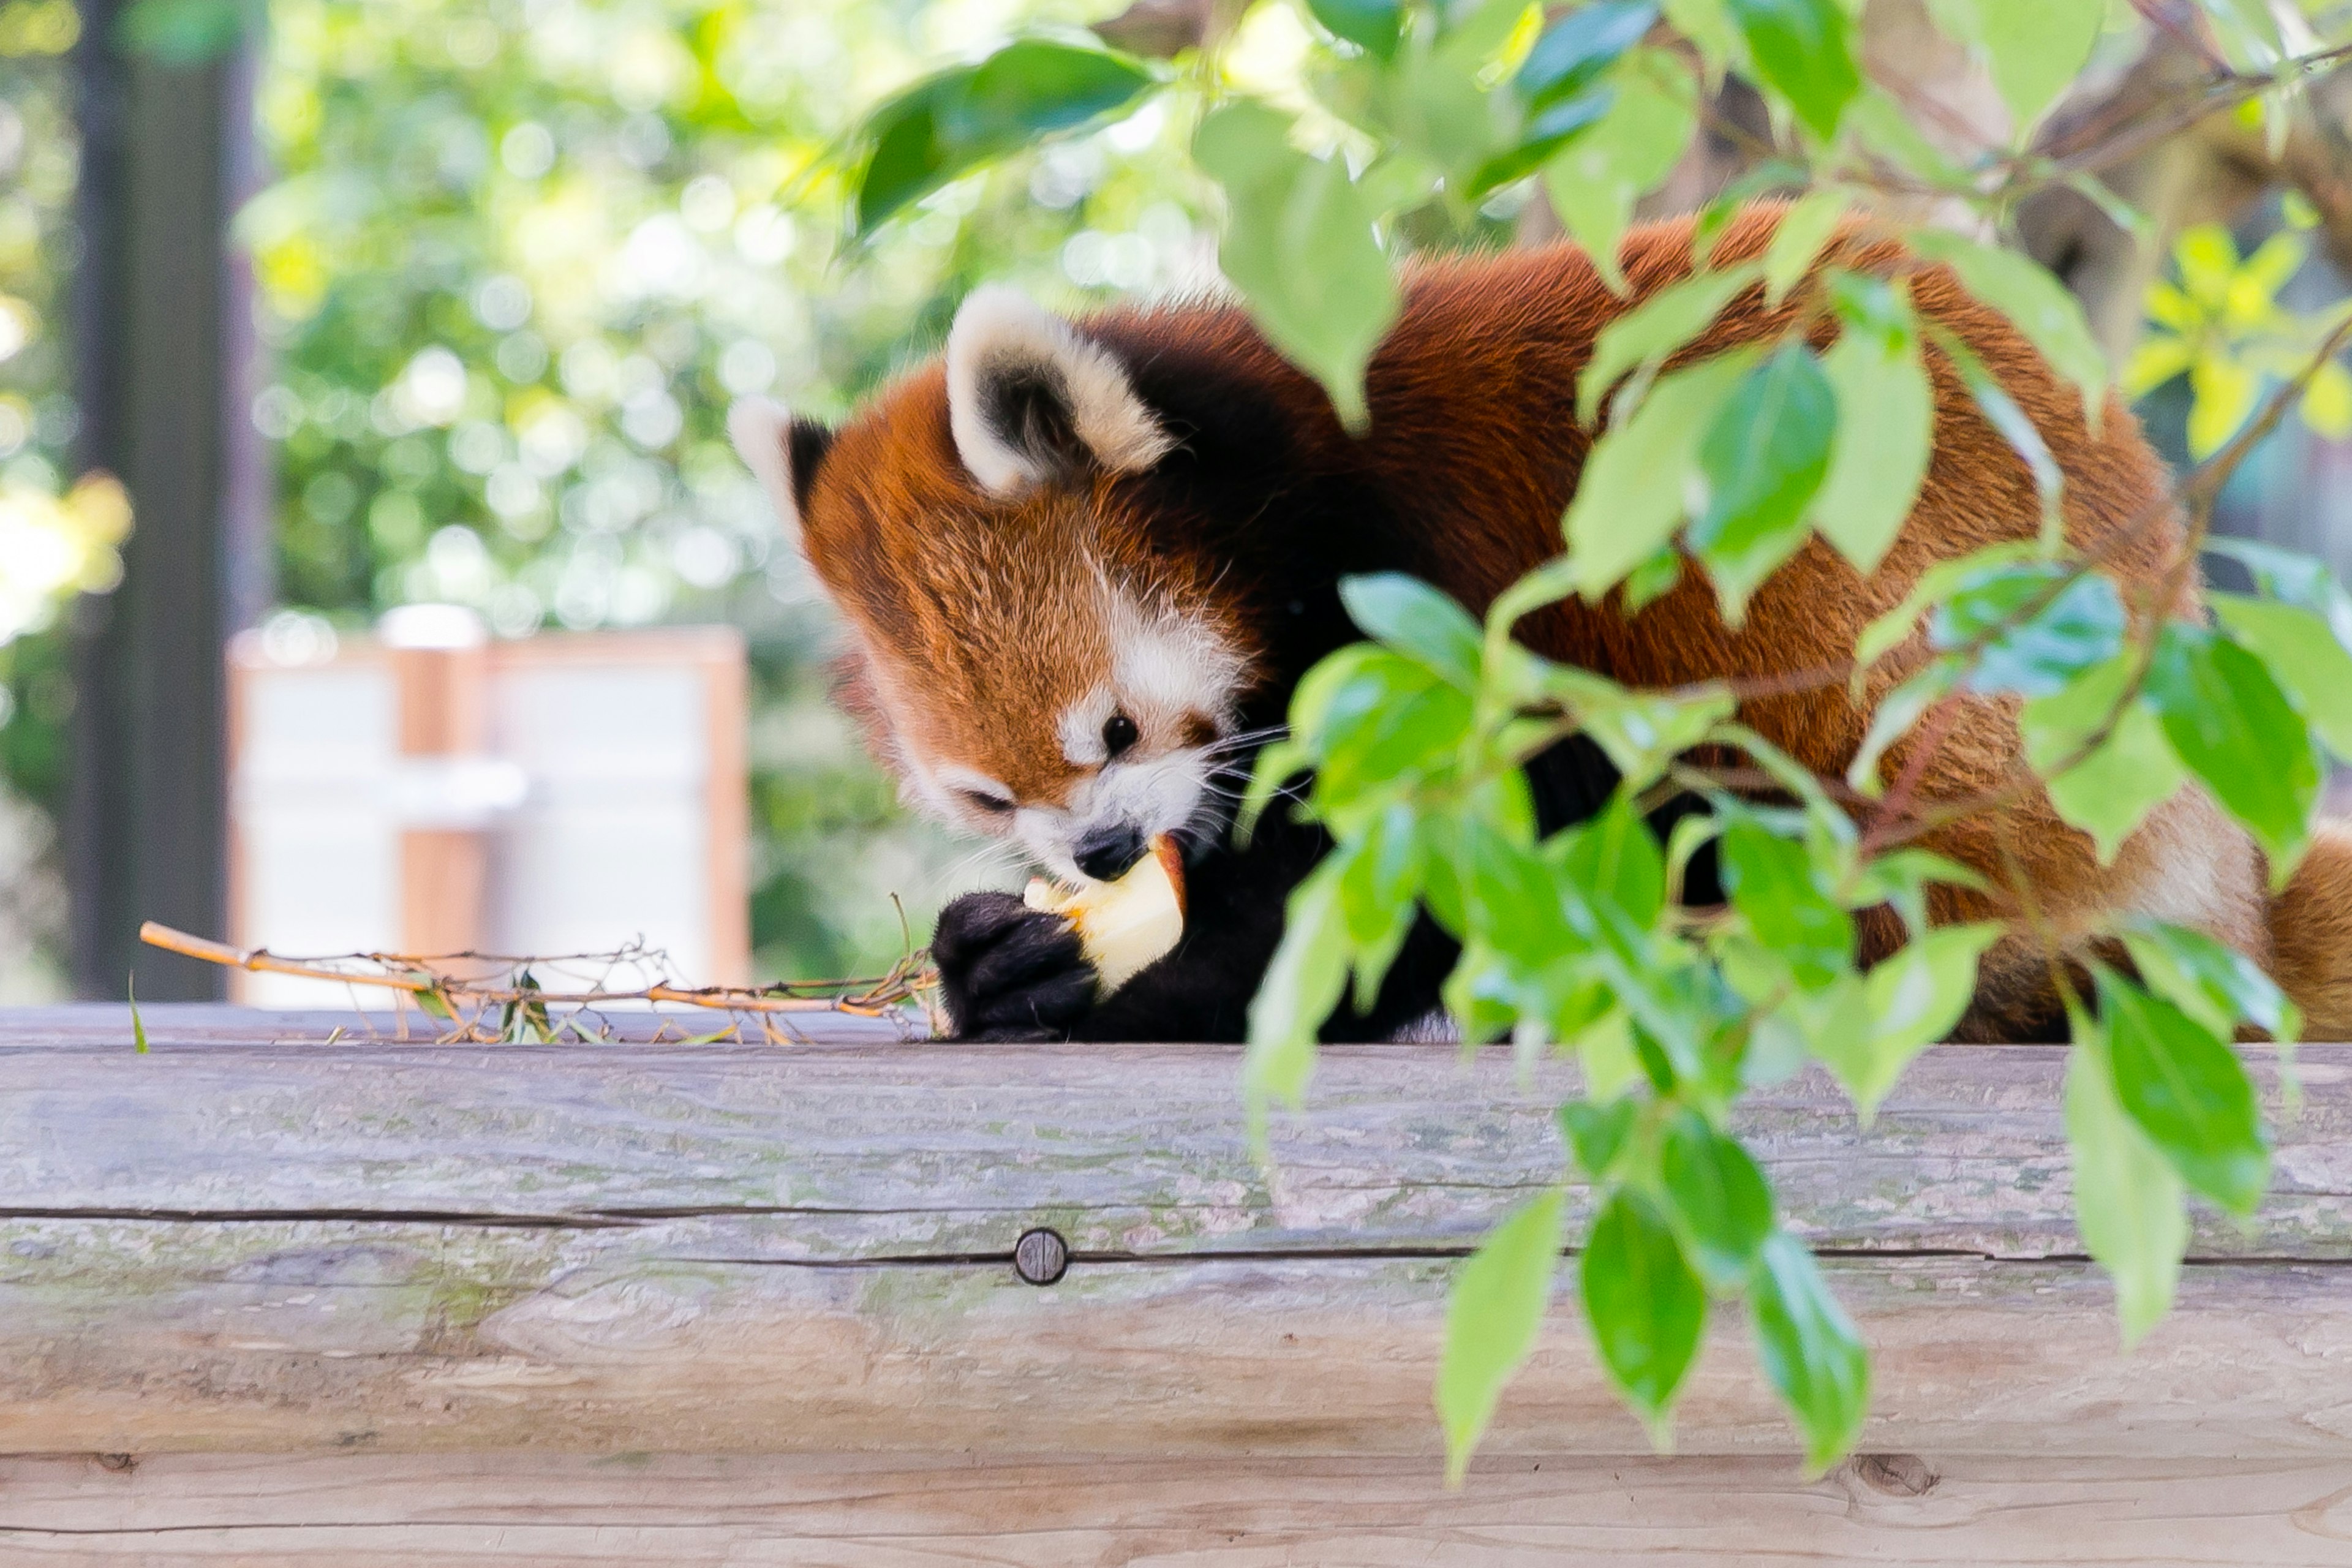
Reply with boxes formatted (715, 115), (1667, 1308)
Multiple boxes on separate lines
(729, 288), (1284, 886)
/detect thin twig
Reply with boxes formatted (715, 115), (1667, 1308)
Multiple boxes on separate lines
(138, 921), (937, 1023)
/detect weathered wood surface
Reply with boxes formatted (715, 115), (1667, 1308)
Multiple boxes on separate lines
(4, 1451), (2350, 1566)
(2, 1005), (2350, 1461)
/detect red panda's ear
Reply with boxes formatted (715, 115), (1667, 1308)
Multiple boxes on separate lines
(728, 398), (835, 548)
(946, 285), (1176, 496)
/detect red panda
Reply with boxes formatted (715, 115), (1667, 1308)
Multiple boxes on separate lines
(731, 203), (2352, 1043)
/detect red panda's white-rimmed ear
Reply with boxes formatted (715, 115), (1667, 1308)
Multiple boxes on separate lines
(728, 397), (834, 548)
(946, 285), (1175, 496)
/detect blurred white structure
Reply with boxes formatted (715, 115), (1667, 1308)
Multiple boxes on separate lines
(227, 609), (748, 1007)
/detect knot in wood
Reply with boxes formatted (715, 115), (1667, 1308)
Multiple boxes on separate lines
(1850, 1452), (1937, 1497)
(1012, 1227), (1069, 1286)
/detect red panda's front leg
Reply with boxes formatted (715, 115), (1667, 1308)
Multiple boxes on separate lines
(929, 892), (1102, 1041)
(933, 795), (1469, 1042)
(931, 802), (1339, 1043)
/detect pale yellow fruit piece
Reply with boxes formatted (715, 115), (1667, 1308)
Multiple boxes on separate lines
(1023, 835), (1187, 993)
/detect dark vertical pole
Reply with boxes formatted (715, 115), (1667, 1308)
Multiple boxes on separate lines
(68, 6), (263, 999)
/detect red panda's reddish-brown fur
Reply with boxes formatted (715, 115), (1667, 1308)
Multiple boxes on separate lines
(785, 203), (2352, 1041)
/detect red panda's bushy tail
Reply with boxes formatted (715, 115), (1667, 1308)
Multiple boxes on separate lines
(2270, 820), (2352, 1040)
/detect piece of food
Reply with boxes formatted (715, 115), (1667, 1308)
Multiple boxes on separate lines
(1023, 834), (1187, 993)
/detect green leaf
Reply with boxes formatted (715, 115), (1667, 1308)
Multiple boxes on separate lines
(1580, 1189), (1707, 1431)
(1542, 668), (1737, 790)
(1555, 791), (1667, 932)
(1721, 0), (1861, 141)
(1544, 50), (1700, 295)
(2211, 593), (2352, 762)
(1566, 349), (1757, 595)
(1286, 645), (1473, 813)
(128, 978), (149, 1054)
(2122, 919), (2298, 1044)
(1852, 541), (2039, 677)
(1379, 2), (1520, 187)
(852, 42), (1158, 235)
(2143, 621), (2318, 875)
(1577, 262), (1762, 424)
(2098, 968), (2271, 1216)
(1660, 0), (1741, 77)
(1748, 1232), (1870, 1472)
(2206, 538), (2352, 642)
(1912, 233), (2108, 422)
(1291, 643), (1415, 749)
(1762, 188), (1849, 304)
(1245, 864), (1350, 1123)
(1518, 1), (1660, 107)
(1931, 565), (2126, 698)
(1338, 803), (1425, 1012)
(1460, 817), (1578, 968)
(1237, 736), (1311, 843)
(1814, 924), (1999, 1120)
(1194, 100), (1401, 431)
(2064, 1027), (2188, 1347)
(2191, 0), (2283, 71)
(1846, 88), (1966, 186)
(2020, 655), (2187, 864)
(1928, 0), (2103, 133)
(1578, 1008), (1645, 1098)
(1442, 942), (1518, 1042)
(1688, 341), (1836, 624)
(1317, 674), (1476, 810)
(1720, 817), (1852, 987)
(1468, 90), (1616, 198)
(1341, 573), (1483, 690)
(1561, 1096), (1639, 1176)
(1847, 657), (1960, 796)
(1659, 1111), (1775, 1287)
(1814, 311), (1931, 574)
(1309, 0), (1406, 58)
(1622, 544), (1683, 611)
(1439, 1190), (1567, 1482)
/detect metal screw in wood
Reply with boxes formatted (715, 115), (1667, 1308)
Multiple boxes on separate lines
(1012, 1227), (1069, 1286)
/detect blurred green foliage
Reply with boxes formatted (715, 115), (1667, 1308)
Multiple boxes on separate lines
(0, 0), (96, 996)
(243, 0), (1216, 981)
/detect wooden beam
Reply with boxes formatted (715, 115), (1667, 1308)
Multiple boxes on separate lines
(0, 1007), (2348, 1463)
(2, 1452), (2347, 1565)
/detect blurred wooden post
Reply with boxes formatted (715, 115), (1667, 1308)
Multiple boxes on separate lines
(67, 5), (267, 1000)
(382, 606), (495, 956)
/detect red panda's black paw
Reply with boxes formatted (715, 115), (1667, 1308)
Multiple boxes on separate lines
(930, 891), (1098, 1041)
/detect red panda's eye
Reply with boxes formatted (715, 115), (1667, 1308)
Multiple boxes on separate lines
(1102, 713), (1139, 758)
(961, 790), (1014, 815)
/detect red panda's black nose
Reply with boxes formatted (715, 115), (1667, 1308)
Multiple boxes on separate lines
(1074, 823), (1147, 883)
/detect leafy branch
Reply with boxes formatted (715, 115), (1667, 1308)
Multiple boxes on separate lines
(830, 0), (2352, 1478)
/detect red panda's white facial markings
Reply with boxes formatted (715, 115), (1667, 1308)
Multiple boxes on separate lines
(931, 761), (1017, 819)
(884, 566), (1253, 884)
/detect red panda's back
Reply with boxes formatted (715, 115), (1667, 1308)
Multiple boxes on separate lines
(1330, 208), (2182, 777)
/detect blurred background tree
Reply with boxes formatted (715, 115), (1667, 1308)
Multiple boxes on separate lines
(0, 0), (110, 998)
(243, 0), (1229, 984)
(0, 0), (1232, 993)
(2, 0), (2350, 995)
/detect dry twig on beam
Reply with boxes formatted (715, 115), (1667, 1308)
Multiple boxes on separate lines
(137, 921), (940, 1043)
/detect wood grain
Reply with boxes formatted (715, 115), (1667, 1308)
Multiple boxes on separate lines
(2, 1451), (2349, 1566)
(0, 1005), (2346, 1465)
